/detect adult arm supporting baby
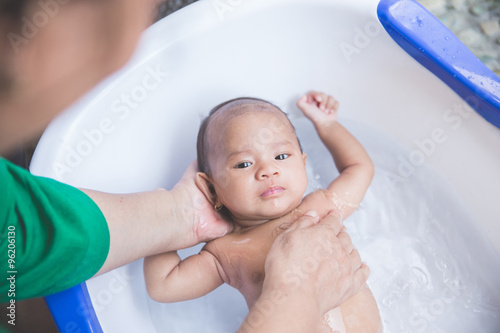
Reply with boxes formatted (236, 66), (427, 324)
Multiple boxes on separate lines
(85, 161), (233, 277)
(144, 250), (225, 302)
(297, 92), (375, 219)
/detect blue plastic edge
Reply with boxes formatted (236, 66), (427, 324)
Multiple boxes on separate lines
(44, 283), (102, 333)
(377, 0), (500, 129)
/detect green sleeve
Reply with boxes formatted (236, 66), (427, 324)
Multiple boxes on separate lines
(0, 158), (110, 302)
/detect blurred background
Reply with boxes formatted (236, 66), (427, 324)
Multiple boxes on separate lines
(6, 0), (499, 332)
(12, 0), (500, 167)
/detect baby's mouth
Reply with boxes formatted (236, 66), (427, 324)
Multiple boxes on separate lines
(260, 186), (285, 197)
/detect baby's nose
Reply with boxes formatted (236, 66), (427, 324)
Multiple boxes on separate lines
(257, 163), (279, 179)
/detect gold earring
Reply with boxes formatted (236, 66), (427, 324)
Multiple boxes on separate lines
(214, 201), (222, 211)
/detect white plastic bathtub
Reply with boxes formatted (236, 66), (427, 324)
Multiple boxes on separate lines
(30, 0), (500, 332)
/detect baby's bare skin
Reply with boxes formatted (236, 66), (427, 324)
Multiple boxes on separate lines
(145, 92), (382, 332)
(204, 190), (382, 332)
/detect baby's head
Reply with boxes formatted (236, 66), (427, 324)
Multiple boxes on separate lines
(196, 97), (308, 227)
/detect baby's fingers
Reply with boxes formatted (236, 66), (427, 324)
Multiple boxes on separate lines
(297, 95), (320, 118)
(309, 91), (328, 110)
(325, 96), (339, 114)
(297, 95), (310, 111)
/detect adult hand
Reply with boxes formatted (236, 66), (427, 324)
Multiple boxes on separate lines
(239, 210), (369, 332)
(170, 160), (234, 245)
(268, 210), (368, 310)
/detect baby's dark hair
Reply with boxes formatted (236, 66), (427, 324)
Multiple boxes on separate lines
(197, 97), (301, 176)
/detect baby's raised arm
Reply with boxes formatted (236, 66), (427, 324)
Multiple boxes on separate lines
(143, 249), (225, 303)
(297, 91), (374, 220)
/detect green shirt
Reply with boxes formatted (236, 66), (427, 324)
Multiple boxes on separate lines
(0, 158), (110, 303)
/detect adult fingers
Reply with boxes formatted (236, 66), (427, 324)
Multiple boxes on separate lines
(185, 160), (198, 174)
(349, 248), (362, 272)
(337, 230), (354, 255)
(316, 211), (343, 236)
(352, 262), (371, 291)
(283, 210), (320, 233)
(178, 160), (198, 184)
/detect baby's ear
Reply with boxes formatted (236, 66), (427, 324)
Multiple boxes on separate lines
(195, 172), (217, 206)
(302, 152), (307, 166)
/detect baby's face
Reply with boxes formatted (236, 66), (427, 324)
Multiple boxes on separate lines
(207, 107), (308, 227)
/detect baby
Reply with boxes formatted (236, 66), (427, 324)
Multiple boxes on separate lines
(144, 91), (382, 332)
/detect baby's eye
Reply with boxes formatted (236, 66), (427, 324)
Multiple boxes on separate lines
(235, 162), (252, 169)
(275, 154), (289, 160)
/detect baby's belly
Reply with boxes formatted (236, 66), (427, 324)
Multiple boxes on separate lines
(318, 285), (382, 333)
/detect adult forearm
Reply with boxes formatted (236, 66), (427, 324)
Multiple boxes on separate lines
(83, 188), (191, 276)
(84, 160), (233, 277)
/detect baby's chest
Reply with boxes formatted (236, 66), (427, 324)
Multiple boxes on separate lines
(216, 225), (279, 288)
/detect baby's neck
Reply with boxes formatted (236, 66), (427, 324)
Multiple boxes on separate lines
(232, 217), (271, 233)
(231, 208), (298, 232)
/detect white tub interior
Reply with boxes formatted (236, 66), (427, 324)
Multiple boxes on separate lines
(30, 0), (500, 331)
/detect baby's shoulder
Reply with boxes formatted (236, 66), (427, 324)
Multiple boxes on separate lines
(203, 230), (242, 255)
(298, 189), (336, 217)
(300, 189), (333, 207)
(203, 233), (229, 250)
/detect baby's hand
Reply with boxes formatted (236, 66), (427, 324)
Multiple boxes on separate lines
(297, 91), (339, 127)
